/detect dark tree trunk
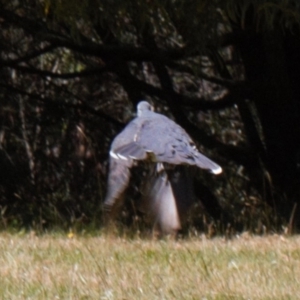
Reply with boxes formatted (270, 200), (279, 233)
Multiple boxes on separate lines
(236, 22), (300, 225)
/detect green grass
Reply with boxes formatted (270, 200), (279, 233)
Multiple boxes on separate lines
(0, 231), (300, 299)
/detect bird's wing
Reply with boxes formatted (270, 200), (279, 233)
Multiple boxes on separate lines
(136, 113), (222, 174)
(193, 152), (222, 174)
(140, 164), (181, 234)
(104, 120), (140, 214)
(112, 142), (148, 160)
(103, 158), (132, 217)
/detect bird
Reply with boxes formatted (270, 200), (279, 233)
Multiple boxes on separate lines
(104, 101), (222, 234)
(140, 164), (195, 235)
(110, 101), (222, 174)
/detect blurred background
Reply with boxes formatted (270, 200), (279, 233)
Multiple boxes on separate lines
(0, 0), (300, 234)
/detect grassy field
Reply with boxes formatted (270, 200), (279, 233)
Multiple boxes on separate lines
(0, 231), (300, 299)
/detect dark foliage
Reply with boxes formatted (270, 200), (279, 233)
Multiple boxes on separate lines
(0, 0), (300, 233)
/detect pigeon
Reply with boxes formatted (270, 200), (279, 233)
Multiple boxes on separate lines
(140, 164), (195, 234)
(110, 101), (222, 174)
(104, 101), (222, 234)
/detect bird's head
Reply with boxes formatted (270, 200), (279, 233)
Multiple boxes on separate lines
(137, 101), (154, 117)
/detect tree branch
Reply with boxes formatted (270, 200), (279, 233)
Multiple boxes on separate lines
(8, 64), (114, 79)
(0, 8), (186, 62)
(167, 61), (245, 88)
(0, 44), (57, 67)
(123, 75), (246, 111)
(0, 8), (250, 93)
(0, 83), (123, 128)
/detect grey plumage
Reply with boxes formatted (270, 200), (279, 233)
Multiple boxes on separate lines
(104, 101), (222, 234)
(140, 165), (181, 234)
(110, 101), (222, 174)
(103, 123), (136, 217)
(140, 165), (195, 234)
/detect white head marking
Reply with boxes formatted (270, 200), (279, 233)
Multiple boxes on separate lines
(137, 101), (153, 117)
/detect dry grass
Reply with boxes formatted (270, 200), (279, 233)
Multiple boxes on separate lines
(0, 231), (300, 299)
